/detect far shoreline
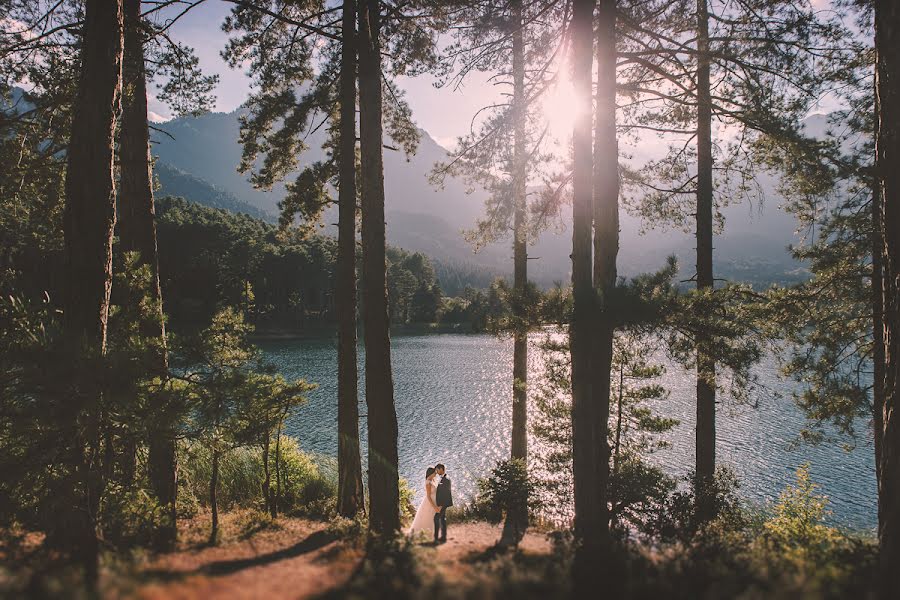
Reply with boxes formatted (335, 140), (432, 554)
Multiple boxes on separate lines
(249, 322), (485, 341)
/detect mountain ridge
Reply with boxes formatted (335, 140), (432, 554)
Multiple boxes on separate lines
(152, 106), (807, 288)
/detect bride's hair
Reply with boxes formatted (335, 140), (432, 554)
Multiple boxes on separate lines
(425, 467), (436, 479)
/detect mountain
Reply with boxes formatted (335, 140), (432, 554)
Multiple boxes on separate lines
(151, 107), (810, 288)
(155, 161), (273, 221)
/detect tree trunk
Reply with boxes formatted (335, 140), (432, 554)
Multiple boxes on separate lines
(119, 0), (176, 548)
(570, 0), (599, 586)
(210, 450), (219, 543)
(501, 0), (529, 549)
(263, 431), (274, 517)
(59, 0), (123, 585)
(275, 415), (285, 517)
(875, 2), (900, 596)
(336, 0), (365, 520)
(874, 178), (885, 498)
(591, 0), (617, 557)
(694, 0), (717, 522)
(613, 362), (624, 474)
(358, 0), (400, 535)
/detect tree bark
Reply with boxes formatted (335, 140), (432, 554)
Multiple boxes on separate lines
(336, 0), (365, 520)
(210, 450), (219, 543)
(874, 177), (885, 498)
(275, 418), (283, 517)
(59, 0), (123, 585)
(613, 363), (624, 474)
(358, 0), (400, 535)
(570, 0), (598, 585)
(501, 0), (529, 548)
(875, 2), (900, 596)
(119, 0), (176, 548)
(263, 431), (274, 517)
(694, 0), (717, 522)
(590, 0), (617, 556)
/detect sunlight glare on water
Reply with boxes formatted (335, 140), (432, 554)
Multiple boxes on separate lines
(260, 332), (877, 532)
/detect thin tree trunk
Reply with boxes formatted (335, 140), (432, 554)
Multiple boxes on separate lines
(275, 419), (283, 518)
(875, 2), (900, 596)
(59, 0), (123, 585)
(591, 0), (617, 555)
(874, 178), (885, 497)
(263, 431), (274, 518)
(694, 0), (717, 522)
(570, 0), (598, 587)
(120, 0), (176, 548)
(358, 0), (400, 535)
(501, 0), (529, 549)
(210, 450), (219, 543)
(614, 362), (624, 474)
(336, 0), (365, 519)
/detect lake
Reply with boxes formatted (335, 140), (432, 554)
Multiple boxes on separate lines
(259, 332), (877, 532)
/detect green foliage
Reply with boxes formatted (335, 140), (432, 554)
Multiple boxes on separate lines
(755, 24), (879, 447)
(177, 437), (335, 519)
(157, 198), (485, 331)
(531, 329), (679, 530)
(156, 197), (336, 332)
(632, 466), (877, 599)
(762, 464), (847, 561)
(100, 485), (168, 550)
(398, 478), (417, 523)
(472, 459), (541, 525)
(644, 467), (747, 544)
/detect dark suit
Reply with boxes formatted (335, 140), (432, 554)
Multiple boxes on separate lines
(434, 474), (452, 541)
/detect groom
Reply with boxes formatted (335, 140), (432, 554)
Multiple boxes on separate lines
(434, 463), (452, 543)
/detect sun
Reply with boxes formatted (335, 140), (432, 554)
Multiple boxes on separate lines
(541, 70), (581, 141)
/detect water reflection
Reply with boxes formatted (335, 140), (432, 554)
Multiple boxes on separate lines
(259, 332), (876, 531)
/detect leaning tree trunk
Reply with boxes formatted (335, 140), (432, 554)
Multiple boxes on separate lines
(694, 0), (717, 522)
(875, 1), (900, 596)
(874, 178), (885, 498)
(59, 0), (123, 586)
(263, 431), (274, 517)
(570, 0), (599, 587)
(119, 0), (176, 548)
(358, 0), (400, 535)
(501, 0), (529, 549)
(210, 450), (220, 543)
(336, 0), (365, 519)
(591, 0), (617, 559)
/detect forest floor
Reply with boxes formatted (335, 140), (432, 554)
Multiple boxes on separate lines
(101, 511), (554, 600)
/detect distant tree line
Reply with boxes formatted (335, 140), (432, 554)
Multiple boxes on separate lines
(156, 196), (518, 333)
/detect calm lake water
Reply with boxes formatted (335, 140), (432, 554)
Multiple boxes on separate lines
(259, 333), (877, 532)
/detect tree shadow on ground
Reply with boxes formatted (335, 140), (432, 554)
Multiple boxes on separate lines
(140, 529), (338, 582)
(461, 541), (513, 564)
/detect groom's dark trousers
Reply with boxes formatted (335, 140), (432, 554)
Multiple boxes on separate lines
(434, 507), (447, 541)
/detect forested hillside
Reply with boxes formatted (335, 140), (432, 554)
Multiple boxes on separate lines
(156, 197), (504, 332)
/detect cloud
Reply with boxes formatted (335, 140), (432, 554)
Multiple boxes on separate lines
(148, 110), (170, 123)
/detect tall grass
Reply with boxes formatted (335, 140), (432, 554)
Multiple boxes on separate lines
(177, 435), (336, 519)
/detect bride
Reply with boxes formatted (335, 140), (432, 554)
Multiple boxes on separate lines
(408, 467), (439, 538)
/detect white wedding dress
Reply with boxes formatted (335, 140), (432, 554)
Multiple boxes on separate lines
(408, 478), (438, 537)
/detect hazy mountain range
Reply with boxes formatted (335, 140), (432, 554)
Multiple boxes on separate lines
(152, 107), (814, 288)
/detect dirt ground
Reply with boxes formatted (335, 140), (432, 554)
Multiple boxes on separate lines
(102, 513), (552, 600)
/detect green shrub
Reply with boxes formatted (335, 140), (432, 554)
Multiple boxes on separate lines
(276, 437), (336, 517)
(398, 477), (417, 523)
(644, 466), (746, 544)
(472, 459), (541, 524)
(101, 484), (168, 549)
(176, 436), (336, 519)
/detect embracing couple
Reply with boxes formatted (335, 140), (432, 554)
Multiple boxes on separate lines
(408, 463), (453, 543)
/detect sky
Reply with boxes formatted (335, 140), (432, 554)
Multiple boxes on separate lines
(153, 0), (849, 153)
(152, 2), (504, 150)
